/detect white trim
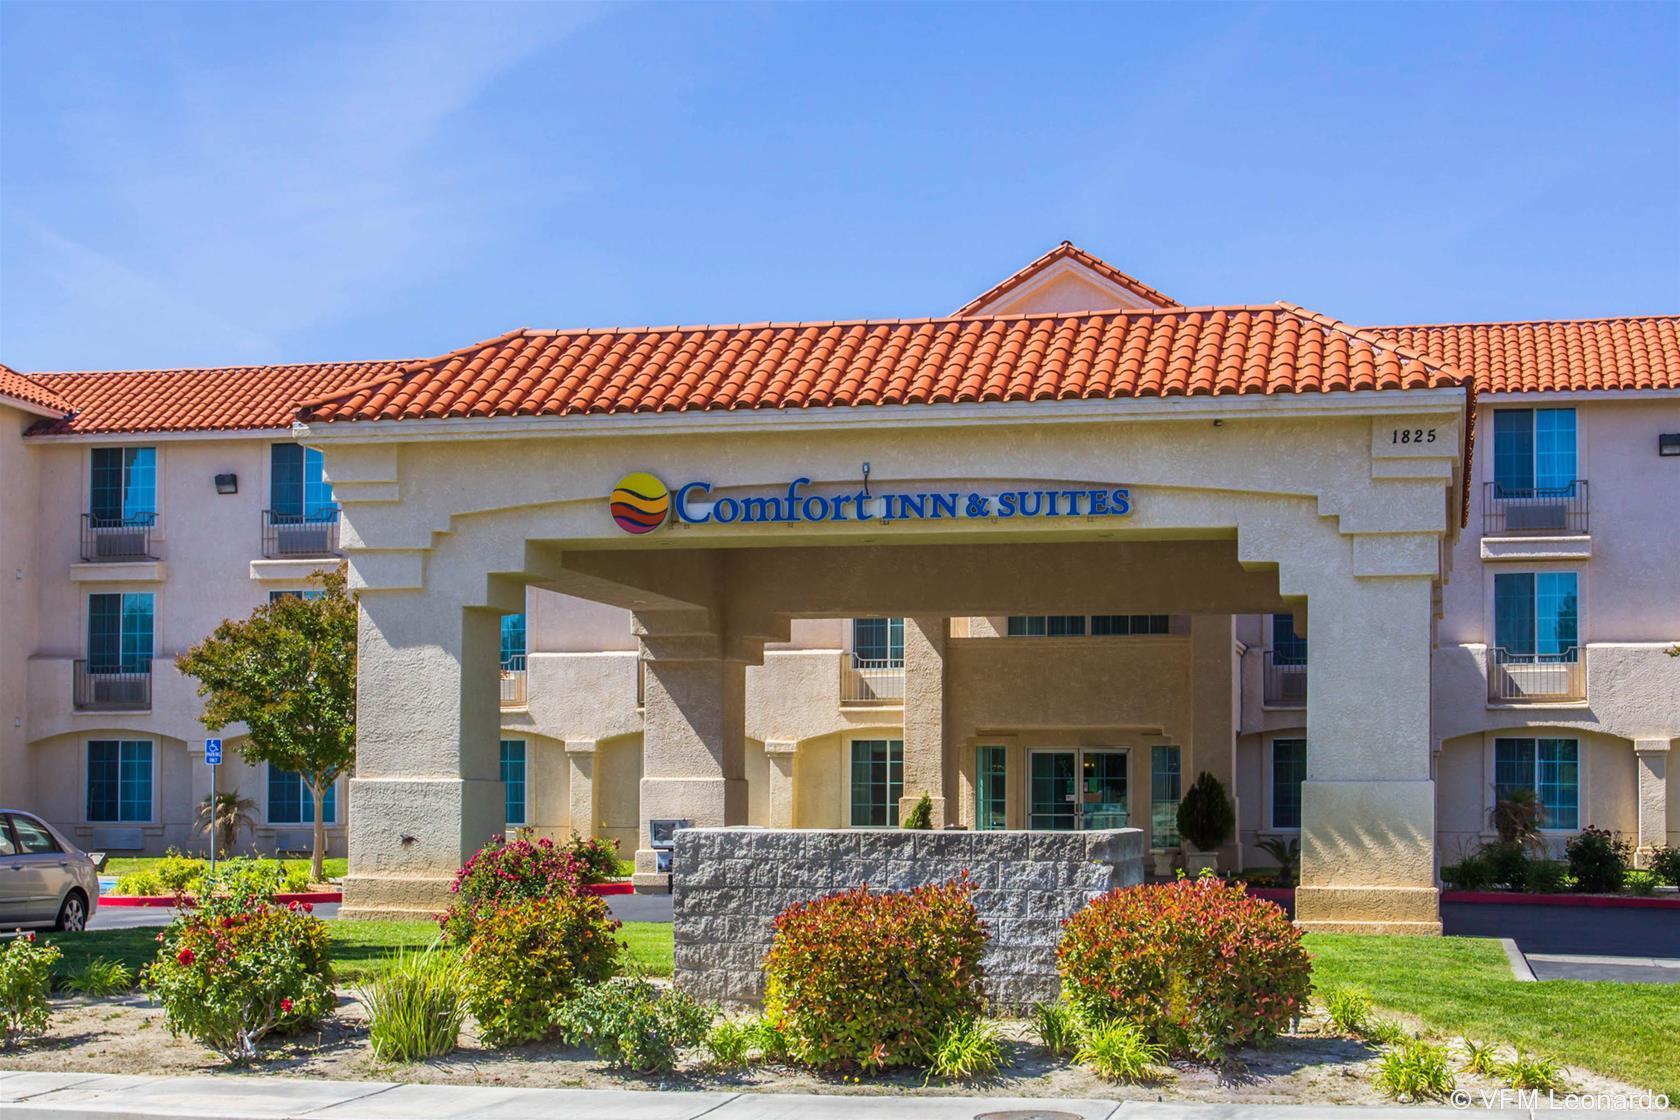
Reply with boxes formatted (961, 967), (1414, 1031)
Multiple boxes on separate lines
(28, 426), (289, 445)
(1480, 388), (1680, 404)
(0, 393), (68, 419)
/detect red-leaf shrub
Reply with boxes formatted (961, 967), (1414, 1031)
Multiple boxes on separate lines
(440, 835), (584, 943)
(561, 832), (622, 885)
(1057, 877), (1311, 1057)
(460, 894), (622, 1046)
(761, 877), (988, 1070)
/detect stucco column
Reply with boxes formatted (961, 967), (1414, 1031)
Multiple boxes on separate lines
(1634, 739), (1671, 866)
(565, 739), (598, 838)
(1295, 573), (1441, 934)
(1190, 614), (1239, 866)
(765, 740), (798, 829)
(901, 615), (948, 827)
(341, 591), (504, 920)
(634, 616), (748, 891)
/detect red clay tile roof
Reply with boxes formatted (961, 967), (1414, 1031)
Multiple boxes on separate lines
(0, 364), (72, 415)
(296, 305), (1466, 424)
(22, 359), (410, 436)
(1369, 316), (1680, 394)
(952, 241), (1180, 315)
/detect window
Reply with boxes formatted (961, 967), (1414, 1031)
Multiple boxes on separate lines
(1270, 738), (1306, 830)
(90, 447), (157, 524)
(1494, 572), (1578, 661)
(1271, 614), (1307, 664)
(9, 815), (61, 854)
(87, 593), (153, 672)
(849, 739), (903, 827)
(975, 745), (1007, 830)
(87, 740), (152, 822)
(1150, 745), (1182, 847)
(269, 589), (323, 602)
(851, 618), (904, 665)
(268, 765), (336, 825)
(500, 740), (527, 826)
(500, 613), (526, 670)
(0, 820), (14, 857)
(1010, 615), (1170, 636)
(1493, 408), (1576, 496)
(1494, 738), (1579, 830)
(1091, 615), (1170, 636)
(1008, 615), (1086, 636)
(270, 444), (337, 520)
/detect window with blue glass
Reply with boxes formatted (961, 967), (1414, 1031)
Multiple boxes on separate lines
(1271, 614), (1307, 664)
(268, 765), (336, 824)
(87, 593), (153, 672)
(87, 740), (153, 822)
(1493, 408), (1576, 496)
(500, 614), (527, 670)
(975, 745), (1007, 830)
(1494, 737), (1578, 830)
(500, 739), (527, 826)
(1494, 572), (1578, 662)
(1007, 615), (1086, 636)
(1270, 738), (1306, 829)
(89, 447), (157, 525)
(851, 618), (904, 665)
(1150, 745), (1182, 846)
(269, 589), (324, 603)
(270, 444), (338, 522)
(1091, 615), (1171, 635)
(849, 739), (903, 827)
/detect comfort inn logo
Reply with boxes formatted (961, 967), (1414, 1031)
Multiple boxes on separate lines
(609, 472), (671, 534)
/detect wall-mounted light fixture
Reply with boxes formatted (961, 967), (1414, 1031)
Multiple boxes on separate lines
(1660, 434), (1680, 458)
(214, 473), (239, 494)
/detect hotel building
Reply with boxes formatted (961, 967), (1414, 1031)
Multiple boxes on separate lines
(1, 243), (1675, 933)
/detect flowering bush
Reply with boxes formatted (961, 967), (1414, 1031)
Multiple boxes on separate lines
(460, 894), (621, 1046)
(1057, 877), (1311, 1058)
(1, 933), (61, 1047)
(561, 832), (622, 884)
(761, 877), (988, 1070)
(142, 893), (333, 1060)
(440, 836), (584, 944)
(1566, 827), (1630, 894)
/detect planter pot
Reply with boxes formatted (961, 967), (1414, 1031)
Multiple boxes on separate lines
(1184, 849), (1221, 875)
(1150, 848), (1180, 877)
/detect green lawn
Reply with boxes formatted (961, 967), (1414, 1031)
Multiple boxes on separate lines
(102, 856), (349, 881)
(1306, 933), (1679, 1097)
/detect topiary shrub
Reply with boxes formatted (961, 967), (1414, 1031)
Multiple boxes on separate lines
(761, 877), (987, 1070)
(1, 933), (61, 1048)
(440, 835), (585, 944)
(1057, 877), (1311, 1058)
(142, 894), (333, 1060)
(902, 792), (934, 830)
(1565, 826), (1630, 894)
(459, 894), (621, 1046)
(1176, 772), (1235, 853)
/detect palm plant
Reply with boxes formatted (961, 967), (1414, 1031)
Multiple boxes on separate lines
(194, 792), (256, 854)
(1488, 788), (1544, 850)
(1256, 836), (1301, 887)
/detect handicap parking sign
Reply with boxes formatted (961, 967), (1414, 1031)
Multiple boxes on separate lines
(205, 738), (222, 766)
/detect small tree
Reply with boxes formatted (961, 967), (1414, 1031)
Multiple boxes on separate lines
(195, 792), (257, 855)
(902, 791), (934, 830)
(1177, 771), (1235, 854)
(177, 565), (356, 883)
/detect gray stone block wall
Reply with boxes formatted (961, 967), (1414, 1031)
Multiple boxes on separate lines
(671, 826), (1144, 1010)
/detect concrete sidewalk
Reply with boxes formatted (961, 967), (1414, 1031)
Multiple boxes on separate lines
(0, 1071), (1484, 1120)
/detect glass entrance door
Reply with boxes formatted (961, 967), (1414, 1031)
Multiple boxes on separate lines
(1029, 749), (1129, 830)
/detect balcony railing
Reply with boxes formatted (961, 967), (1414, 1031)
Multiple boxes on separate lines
(840, 656), (905, 705)
(1483, 481), (1589, 536)
(262, 509), (341, 558)
(80, 514), (156, 562)
(1262, 651), (1307, 707)
(499, 656), (527, 708)
(1488, 646), (1586, 703)
(73, 659), (152, 711)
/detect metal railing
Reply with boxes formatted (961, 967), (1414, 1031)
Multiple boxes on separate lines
(1488, 646), (1586, 703)
(73, 659), (152, 711)
(499, 656), (527, 708)
(1483, 481), (1589, 536)
(80, 514), (156, 562)
(840, 656), (905, 705)
(261, 508), (341, 558)
(1262, 651), (1307, 707)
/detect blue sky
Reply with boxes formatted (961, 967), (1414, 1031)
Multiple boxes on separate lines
(2, 1), (1676, 372)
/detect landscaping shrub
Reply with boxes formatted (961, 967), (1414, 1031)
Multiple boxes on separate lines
(1439, 855), (1495, 891)
(1176, 771), (1235, 853)
(1565, 827), (1630, 894)
(1075, 1019), (1167, 1083)
(1523, 860), (1570, 894)
(1650, 846), (1680, 887)
(154, 850), (206, 895)
(1460, 1038), (1500, 1076)
(197, 857), (288, 902)
(143, 894), (334, 1060)
(441, 835), (585, 944)
(761, 877), (987, 1070)
(1057, 878), (1311, 1058)
(114, 869), (167, 896)
(746, 1014), (790, 1063)
(358, 945), (468, 1062)
(1029, 1001), (1081, 1058)
(1376, 1038), (1455, 1101)
(1479, 841), (1530, 890)
(1322, 986), (1373, 1036)
(1503, 1048), (1569, 1091)
(926, 1016), (1006, 1080)
(63, 956), (133, 996)
(703, 1019), (754, 1070)
(459, 893), (620, 1046)
(902, 791), (934, 830)
(561, 832), (622, 885)
(1, 934), (61, 1047)
(1622, 869), (1659, 897)
(555, 976), (710, 1074)
(1365, 1018), (1409, 1046)
(282, 866), (312, 893)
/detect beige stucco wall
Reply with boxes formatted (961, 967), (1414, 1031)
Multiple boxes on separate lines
(0, 405), (42, 808)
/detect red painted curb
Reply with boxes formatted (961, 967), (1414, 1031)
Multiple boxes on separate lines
(1442, 889), (1680, 910)
(99, 891), (344, 908)
(585, 881), (634, 896)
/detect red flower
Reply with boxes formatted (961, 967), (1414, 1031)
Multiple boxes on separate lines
(280, 997), (293, 1014)
(177, 947), (196, 966)
(302, 902), (313, 914)
(23, 931), (36, 942)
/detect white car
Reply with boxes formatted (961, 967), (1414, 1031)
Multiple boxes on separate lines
(0, 811), (99, 931)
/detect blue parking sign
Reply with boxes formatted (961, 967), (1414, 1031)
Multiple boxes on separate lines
(205, 738), (222, 766)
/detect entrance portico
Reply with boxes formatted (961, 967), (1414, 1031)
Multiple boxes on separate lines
(307, 344), (1469, 934)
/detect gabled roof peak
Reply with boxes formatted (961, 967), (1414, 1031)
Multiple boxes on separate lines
(953, 241), (1180, 317)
